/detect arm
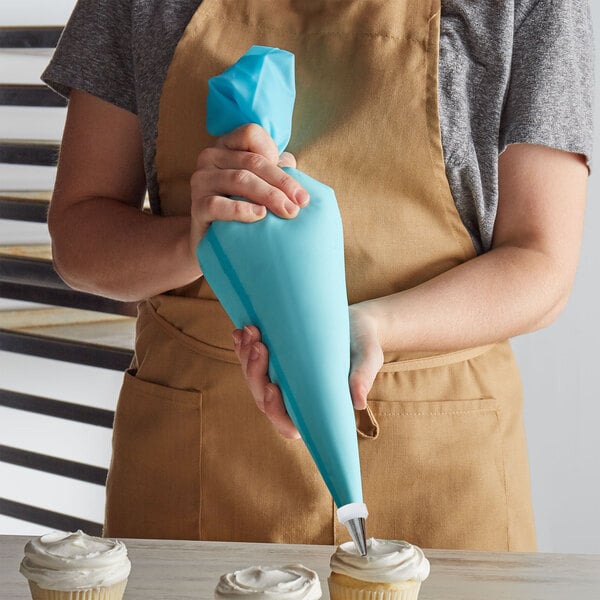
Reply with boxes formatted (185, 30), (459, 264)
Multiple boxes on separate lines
(235, 143), (588, 433)
(48, 90), (199, 301)
(357, 144), (587, 352)
(345, 144), (587, 406)
(48, 90), (307, 301)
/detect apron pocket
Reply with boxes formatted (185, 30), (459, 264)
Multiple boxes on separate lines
(359, 397), (509, 551)
(104, 369), (202, 540)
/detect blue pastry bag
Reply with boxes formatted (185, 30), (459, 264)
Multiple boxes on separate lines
(197, 46), (368, 541)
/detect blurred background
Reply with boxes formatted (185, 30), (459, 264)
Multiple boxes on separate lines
(1, 0), (598, 552)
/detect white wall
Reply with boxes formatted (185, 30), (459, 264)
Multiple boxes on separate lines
(513, 4), (600, 554)
(1, 0), (599, 552)
(0, 0), (118, 536)
(516, 192), (600, 553)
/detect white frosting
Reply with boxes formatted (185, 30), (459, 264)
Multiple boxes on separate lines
(330, 538), (430, 584)
(19, 530), (131, 591)
(215, 564), (322, 599)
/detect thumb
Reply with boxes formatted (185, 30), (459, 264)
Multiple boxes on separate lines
(349, 341), (383, 410)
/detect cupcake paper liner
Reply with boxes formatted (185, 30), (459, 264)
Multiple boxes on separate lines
(27, 579), (128, 600)
(328, 577), (422, 600)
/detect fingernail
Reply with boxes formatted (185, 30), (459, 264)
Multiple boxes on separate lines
(264, 386), (273, 402)
(232, 330), (242, 346)
(285, 200), (299, 216)
(252, 204), (266, 216)
(242, 326), (253, 345)
(249, 344), (260, 361)
(295, 189), (309, 206)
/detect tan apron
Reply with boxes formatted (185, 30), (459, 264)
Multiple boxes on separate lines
(104, 0), (537, 551)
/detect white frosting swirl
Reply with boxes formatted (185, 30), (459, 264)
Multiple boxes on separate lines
(19, 530), (131, 590)
(330, 538), (430, 584)
(215, 564), (322, 599)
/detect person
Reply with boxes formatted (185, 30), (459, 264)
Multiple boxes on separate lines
(42, 0), (592, 551)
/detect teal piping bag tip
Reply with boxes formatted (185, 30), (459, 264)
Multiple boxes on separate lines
(198, 45), (367, 535)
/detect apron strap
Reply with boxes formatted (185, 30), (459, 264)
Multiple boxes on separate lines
(356, 404), (380, 440)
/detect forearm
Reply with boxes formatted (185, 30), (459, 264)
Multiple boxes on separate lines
(49, 197), (201, 302)
(358, 245), (573, 353)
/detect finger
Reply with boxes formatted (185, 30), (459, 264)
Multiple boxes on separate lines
(264, 384), (301, 439)
(232, 329), (243, 351)
(237, 329), (298, 439)
(245, 342), (272, 413)
(242, 324), (261, 346)
(209, 149), (308, 207)
(237, 325), (260, 373)
(349, 341), (383, 410)
(216, 123), (280, 164)
(191, 193), (266, 227)
(349, 369), (374, 411)
(278, 152), (297, 169)
(236, 326), (268, 414)
(193, 168), (299, 219)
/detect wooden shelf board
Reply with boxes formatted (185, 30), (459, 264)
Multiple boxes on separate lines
(0, 191), (52, 201)
(0, 244), (52, 261)
(0, 307), (135, 350)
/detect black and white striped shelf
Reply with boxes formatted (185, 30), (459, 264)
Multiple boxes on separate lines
(1, 16), (133, 535)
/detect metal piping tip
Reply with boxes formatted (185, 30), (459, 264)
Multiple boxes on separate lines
(345, 517), (368, 556)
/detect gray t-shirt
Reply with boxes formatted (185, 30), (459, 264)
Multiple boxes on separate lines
(42, 0), (594, 254)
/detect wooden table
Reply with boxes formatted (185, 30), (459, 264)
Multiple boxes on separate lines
(2, 536), (599, 599)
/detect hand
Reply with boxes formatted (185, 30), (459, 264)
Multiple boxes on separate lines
(189, 123), (309, 255)
(347, 303), (384, 410)
(233, 325), (301, 439)
(232, 304), (384, 439)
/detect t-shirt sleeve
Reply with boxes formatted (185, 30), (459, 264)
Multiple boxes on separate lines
(41, 0), (137, 114)
(499, 0), (594, 168)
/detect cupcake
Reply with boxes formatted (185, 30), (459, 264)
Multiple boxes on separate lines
(215, 564), (322, 598)
(328, 538), (430, 600)
(19, 530), (131, 600)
